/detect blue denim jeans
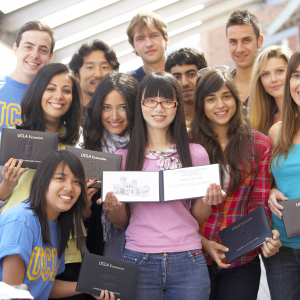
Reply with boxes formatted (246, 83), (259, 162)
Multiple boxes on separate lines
(122, 248), (210, 300)
(208, 256), (261, 300)
(263, 246), (300, 300)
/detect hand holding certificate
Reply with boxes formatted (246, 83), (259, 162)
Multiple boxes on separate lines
(202, 183), (226, 206)
(103, 191), (124, 211)
(102, 164), (222, 203)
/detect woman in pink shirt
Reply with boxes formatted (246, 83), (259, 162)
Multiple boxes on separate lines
(102, 72), (223, 300)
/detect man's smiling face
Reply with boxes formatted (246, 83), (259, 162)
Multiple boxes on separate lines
(227, 24), (263, 69)
(78, 50), (113, 99)
(13, 30), (53, 79)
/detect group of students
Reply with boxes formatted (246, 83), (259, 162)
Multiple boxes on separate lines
(0, 6), (299, 300)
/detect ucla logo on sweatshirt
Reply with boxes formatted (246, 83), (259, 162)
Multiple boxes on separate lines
(0, 102), (21, 129)
(27, 247), (60, 281)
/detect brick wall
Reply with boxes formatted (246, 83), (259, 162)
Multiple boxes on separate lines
(288, 34), (299, 52)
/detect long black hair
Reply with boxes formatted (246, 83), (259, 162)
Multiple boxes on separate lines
(83, 71), (138, 151)
(125, 72), (193, 171)
(17, 63), (81, 145)
(29, 151), (87, 258)
(190, 69), (254, 194)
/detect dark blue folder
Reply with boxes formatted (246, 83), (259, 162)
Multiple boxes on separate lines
(219, 205), (272, 263)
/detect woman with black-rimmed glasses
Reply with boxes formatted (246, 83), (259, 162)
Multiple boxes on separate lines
(101, 72), (224, 300)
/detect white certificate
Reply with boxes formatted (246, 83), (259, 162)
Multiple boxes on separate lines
(102, 171), (160, 203)
(163, 164), (221, 201)
(102, 164), (221, 203)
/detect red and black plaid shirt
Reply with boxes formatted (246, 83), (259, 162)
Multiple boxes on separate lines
(200, 130), (272, 268)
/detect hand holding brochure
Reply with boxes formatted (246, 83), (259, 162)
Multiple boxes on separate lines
(65, 147), (122, 188)
(219, 205), (272, 263)
(0, 128), (58, 169)
(102, 164), (221, 203)
(280, 198), (300, 239)
(76, 253), (139, 300)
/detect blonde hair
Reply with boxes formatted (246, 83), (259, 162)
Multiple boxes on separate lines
(249, 45), (292, 135)
(271, 50), (300, 169)
(127, 11), (167, 53)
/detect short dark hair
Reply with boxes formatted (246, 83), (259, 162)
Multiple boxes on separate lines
(226, 9), (261, 40)
(16, 21), (55, 54)
(165, 48), (207, 72)
(83, 71), (138, 151)
(69, 39), (120, 75)
(18, 63), (81, 145)
(29, 150), (87, 258)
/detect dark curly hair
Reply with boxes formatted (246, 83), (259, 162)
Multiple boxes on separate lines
(165, 48), (207, 72)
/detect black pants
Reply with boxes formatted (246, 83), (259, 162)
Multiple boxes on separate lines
(85, 190), (104, 256)
(208, 256), (261, 300)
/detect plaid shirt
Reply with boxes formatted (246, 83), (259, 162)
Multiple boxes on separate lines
(199, 130), (272, 268)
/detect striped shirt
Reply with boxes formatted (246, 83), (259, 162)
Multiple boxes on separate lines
(200, 130), (272, 268)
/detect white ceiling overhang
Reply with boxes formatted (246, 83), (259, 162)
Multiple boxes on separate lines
(267, 0), (300, 35)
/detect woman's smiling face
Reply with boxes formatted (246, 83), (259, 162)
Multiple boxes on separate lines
(45, 162), (81, 222)
(203, 84), (236, 130)
(41, 73), (73, 122)
(260, 57), (287, 100)
(101, 90), (129, 136)
(141, 92), (177, 132)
